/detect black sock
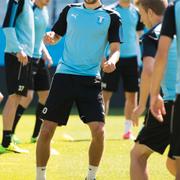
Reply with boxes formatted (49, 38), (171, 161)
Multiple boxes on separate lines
(2, 130), (12, 147)
(32, 103), (44, 138)
(12, 105), (26, 134)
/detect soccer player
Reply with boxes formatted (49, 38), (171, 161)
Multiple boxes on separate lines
(11, 0), (52, 144)
(102, 0), (144, 139)
(36, 0), (122, 179)
(0, 92), (3, 103)
(150, 0), (180, 179)
(0, 0), (35, 153)
(130, 0), (177, 179)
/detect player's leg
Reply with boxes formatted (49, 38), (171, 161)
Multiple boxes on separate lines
(171, 95), (180, 179)
(123, 92), (137, 139)
(2, 94), (21, 148)
(121, 57), (139, 139)
(36, 74), (73, 180)
(102, 90), (112, 115)
(11, 90), (34, 143)
(36, 120), (57, 178)
(87, 122), (105, 180)
(130, 143), (152, 180)
(131, 101), (173, 179)
(32, 60), (50, 142)
(101, 61), (120, 115)
(31, 90), (49, 142)
(0, 53), (31, 152)
(75, 75), (105, 180)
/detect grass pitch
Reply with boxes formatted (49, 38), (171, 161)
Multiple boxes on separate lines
(0, 110), (174, 180)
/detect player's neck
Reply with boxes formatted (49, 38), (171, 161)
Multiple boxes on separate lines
(35, 0), (44, 9)
(84, 1), (102, 9)
(119, 1), (130, 8)
(151, 15), (163, 28)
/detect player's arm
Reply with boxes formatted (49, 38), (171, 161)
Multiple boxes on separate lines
(41, 43), (53, 68)
(131, 32), (157, 126)
(132, 56), (155, 126)
(136, 10), (144, 38)
(102, 11), (121, 73)
(44, 5), (71, 45)
(2, 0), (28, 65)
(150, 4), (175, 121)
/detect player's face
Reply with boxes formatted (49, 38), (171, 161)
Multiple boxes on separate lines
(84, 0), (99, 4)
(138, 4), (152, 28)
(39, 0), (50, 6)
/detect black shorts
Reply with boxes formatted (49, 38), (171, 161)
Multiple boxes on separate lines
(135, 101), (174, 155)
(5, 53), (32, 96)
(29, 58), (50, 91)
(102, 56), (139, 92)
(41, 73), (105, 126)
(170, 95), (180, 158)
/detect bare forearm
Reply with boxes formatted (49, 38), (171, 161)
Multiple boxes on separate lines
(139, 70), (152, 107)
(151, 36), (172, 97)
(151, 52), (168, 96)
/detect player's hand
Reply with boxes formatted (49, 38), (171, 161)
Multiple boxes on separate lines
(44, 31), (56, 44)
(43, 53), (53, 68)
(150, 94), (166, 122)
(131, 105), (145, 127)
(16, 50), (28, 65)
(102, 59), (116, 73)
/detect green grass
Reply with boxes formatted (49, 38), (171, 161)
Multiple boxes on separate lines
(0, 112), (174, 180)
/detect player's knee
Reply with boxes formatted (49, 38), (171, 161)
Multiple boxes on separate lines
(39, 123), (55, 141)
(130, 145), (149, 163)
(92, 124), (105, 142)
(8, 94), (21, 106)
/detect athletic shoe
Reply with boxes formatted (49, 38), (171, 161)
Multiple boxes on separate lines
(0, 143), (29, 154)
(12, 134), (21, 144)
(122, 131), (135, 140)
(30, 137), (37, 143)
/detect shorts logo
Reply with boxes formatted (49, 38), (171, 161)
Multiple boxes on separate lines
(42, 107), (48, 114)
(101, 82), (107, 89)
(18, 85), (25, 92)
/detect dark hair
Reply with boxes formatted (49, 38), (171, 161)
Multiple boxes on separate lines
(134, 0), (167, 15)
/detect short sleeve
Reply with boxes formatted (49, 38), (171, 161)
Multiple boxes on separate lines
(160, 4), (176, 39)
(136, 11), (144, 31)
(142, 37), (157, 58)
(108, 12), (122, 43)
(52, 5), (71, 36)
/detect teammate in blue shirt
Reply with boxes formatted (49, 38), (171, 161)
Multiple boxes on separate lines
(0, 0), (35, 154)
(11, 0), (52, 144)
(150, 1), (180, 178)
(102, 0), (144, 140)
(36, 1), (122, 180)
(131, 0), (177, 179)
